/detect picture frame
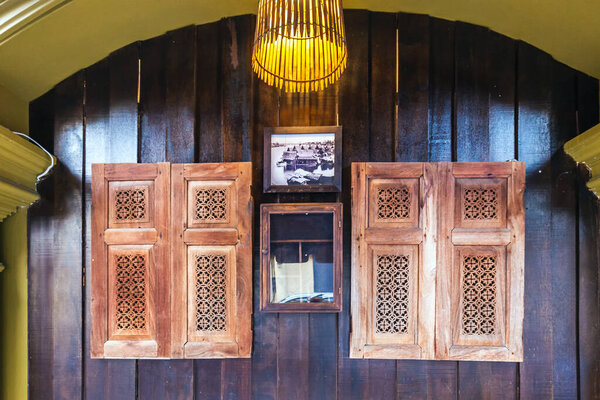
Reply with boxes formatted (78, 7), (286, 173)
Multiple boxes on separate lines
(260, 203), (343, 313)
(263, 126), (342, 193)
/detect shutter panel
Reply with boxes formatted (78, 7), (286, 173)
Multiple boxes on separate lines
(350, 163), (437, 359)
(91, 163), (170, 358)
(171, 162), (252, 358)
(436, 162), (525, 361)
(350, 161), (524, 362)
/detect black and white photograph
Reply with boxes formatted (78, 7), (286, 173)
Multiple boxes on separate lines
(263, 126), (342, 193)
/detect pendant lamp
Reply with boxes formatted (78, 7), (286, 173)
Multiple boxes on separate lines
(251, 0), (348, 93)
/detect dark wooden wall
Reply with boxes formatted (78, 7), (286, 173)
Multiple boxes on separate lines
(27, 10), (600, 400)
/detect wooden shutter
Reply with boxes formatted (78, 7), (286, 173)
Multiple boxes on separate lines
(350, 163), (437, 359)
(350, 161), (524, 362)
(436, 162), (525, 361)
(171, 162), (252, 358)
(91, 163), (170, 358)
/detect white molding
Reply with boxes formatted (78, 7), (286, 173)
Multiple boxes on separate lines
(0, 0), (71, 44)
(0, 125), (54, 222)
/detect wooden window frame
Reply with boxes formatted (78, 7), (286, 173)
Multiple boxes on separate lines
(91, 162), (252, 359)
(260, 202), (343, 312)
(350, 161), (525, 362)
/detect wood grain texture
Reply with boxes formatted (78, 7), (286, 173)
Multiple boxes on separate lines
(26, 10), (600, 400)
(428, 17), (454, 162)
(42, 72), (85, 399)
(549, 61), (578, 400)
(137, 26), (195, 397)
(84, 58), (137, 399)
(455, 23), (518, 397)
(397, 12), (429, 162)
(338, 9), (371, 400)
(369, 12), (396, 163)
(576, 71), (600, 400)
(166, 25), (197, 163)
(517, 42), (554, 399)
(28, 88), (56, 400)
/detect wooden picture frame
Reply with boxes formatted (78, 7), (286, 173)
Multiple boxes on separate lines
(260, 203), (343, 312)
(263, 126), (342, 193)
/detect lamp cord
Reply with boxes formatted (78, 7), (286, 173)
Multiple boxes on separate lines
(11, 131), (55, 182)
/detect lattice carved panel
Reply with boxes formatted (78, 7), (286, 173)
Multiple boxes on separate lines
(461, 255), (497, 335)
(455, 178), (507, 228)
(464, 188), (498, 220)
(115, 188), (148, 221)
(376, 186), (411, 220)
(113, 253), (149, 335)
(107, 180), (154, 228)
(375, 254), (410, 334)
(187, 181), (234, 227)
(194, 253), (228, 332)
(368, 178), (420, 228)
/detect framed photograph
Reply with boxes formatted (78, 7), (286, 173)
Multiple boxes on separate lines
(264, 126), (342, 193)
(260, 203), (343, 312)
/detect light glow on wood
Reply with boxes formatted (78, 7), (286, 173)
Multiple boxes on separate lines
(252, 0), (347, 93)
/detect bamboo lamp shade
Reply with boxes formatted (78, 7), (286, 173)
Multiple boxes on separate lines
(251, 0), (348, 93)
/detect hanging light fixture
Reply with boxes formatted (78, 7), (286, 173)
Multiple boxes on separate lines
(252, 0), (348, 93)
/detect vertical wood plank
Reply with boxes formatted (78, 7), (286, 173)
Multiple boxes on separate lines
(455, 22), (489, 162)
(193, 22), (226, 400)
(166, 25), (197, 163)
(140, 36), (167, 163)
(366, 11), (398, 400)
(221, 15), (255, 399)
(488, 31), (516, 161)
(108, 43), (140, 163)
(251, 77), (279, 400)
(197, 21), (223, 163)
(455, 24), (518, 400)
(396, 12), (429, 162)
(549, 62), (578, 400)
(307, 87), (338, 400)
(517, 42), (554, 399)
(84, 58), (137, 399)
(221, 15), (254, 163)
(52, 72), (85, 400)
(137, 26), (195, 400)
(278, 314), (309, 400)
(338, 9), (370, 400)
(369, 12), (396, 162)
(428, 17), (454, 162)
(576, 71), (600, 400)
(28, 89), (55, 400)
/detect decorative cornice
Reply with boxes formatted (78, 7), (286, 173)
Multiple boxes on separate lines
(0, 0), (71, 44)
(0, 125), (54, 222)
(564, 123), (600, 198)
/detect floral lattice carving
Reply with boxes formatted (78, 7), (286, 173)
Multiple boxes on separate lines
(375, 255), (410, 334)
(376, 186), (411, 220)
(464, 188), (498, 220)
(115, 254), (147, 333)
(194, 188), (228, 222)
(461, 255), (497, 335)
(195, 254), (227, 332)
(115, 188), (147, 221)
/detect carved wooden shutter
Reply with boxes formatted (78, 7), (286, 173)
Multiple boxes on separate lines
(171, 163), (252, 358)
(91, 163), (170, 358)
(436, 162), (524, 361)
(350, 163), (437, 359)
(350, 161), (524, 362)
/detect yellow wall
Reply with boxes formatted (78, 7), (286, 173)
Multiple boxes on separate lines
(0, 208), (28, 400)
(0, 86), (29, 400)
(0, 84), (28, 134)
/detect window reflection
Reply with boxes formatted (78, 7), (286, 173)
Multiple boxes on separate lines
(269, 213), (334, 303)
